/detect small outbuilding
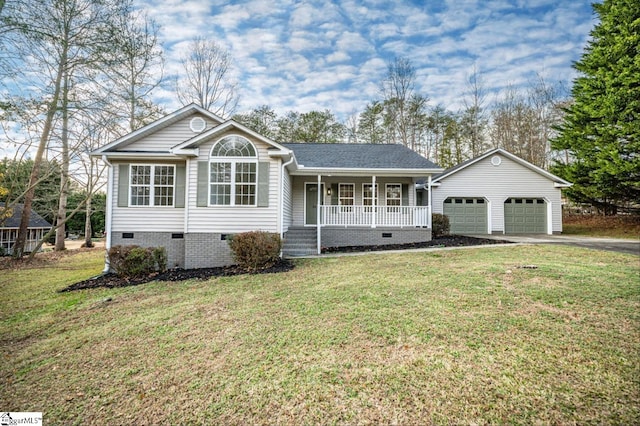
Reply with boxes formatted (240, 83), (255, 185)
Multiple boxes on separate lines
(431, 149), (572, 235)
(0, 202), (52, 255)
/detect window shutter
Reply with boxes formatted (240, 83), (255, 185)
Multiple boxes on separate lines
(402, 184), (409, 206)
(175, 165), (186, 208)
(257, 162), (270, 207)
(118, 164), (129, 207)
(197, 161), (208, 207)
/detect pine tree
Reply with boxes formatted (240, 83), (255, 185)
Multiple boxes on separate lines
(551, 0), (640, 214)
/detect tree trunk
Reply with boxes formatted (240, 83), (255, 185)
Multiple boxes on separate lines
(84, 195), (93, 248)
(55, 72), (70, 251)
(13, 59), (65, 258)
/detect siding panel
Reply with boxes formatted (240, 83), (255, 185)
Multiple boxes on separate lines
(122, 115), (219, 152)
(111, 162), (185, 231)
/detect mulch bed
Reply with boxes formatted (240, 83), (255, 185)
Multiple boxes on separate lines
(58, 235), (512, 292)
(321, 235), (512, 253)
(59, 260), (295, 292)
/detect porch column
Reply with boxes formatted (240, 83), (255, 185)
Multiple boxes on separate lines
(427, 175), (432, 229)
(372, 175), (377, 228)
(317, 174), (321, 255)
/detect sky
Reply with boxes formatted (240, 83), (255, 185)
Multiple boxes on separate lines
(138, 0), (597, 120)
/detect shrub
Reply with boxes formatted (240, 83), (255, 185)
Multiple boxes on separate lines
(108, 245), (167, 278)
(432, 213), (450, 238)
(228, 231), (282, 271)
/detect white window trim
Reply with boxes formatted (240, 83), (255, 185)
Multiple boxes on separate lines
(338, 183), (355, 206)
(385, 183), (402, 206)
(208, 135), (258, 207)
(362, 183), (378, 206)
(129, 164), (176, 207)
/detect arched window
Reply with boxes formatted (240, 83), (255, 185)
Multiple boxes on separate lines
(209, 136), (258, 206)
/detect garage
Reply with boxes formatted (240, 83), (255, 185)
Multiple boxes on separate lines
(443, 197), (487, 234)
(504, 198), (546, 233)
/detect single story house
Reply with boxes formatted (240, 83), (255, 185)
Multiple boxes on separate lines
(431, 148), (572, 235)
(0, 202), (52, 255)
(92, 104), (570, 271)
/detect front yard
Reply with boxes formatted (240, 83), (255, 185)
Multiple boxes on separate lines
(1, 245), (638, 424)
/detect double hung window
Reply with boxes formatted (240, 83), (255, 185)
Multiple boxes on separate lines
(209, 136), (257, 206)
(130, 165), (175, 206)
(363, 183), (378, 212)
(339, 183), (354, 212)
(386, 184), (402, 210)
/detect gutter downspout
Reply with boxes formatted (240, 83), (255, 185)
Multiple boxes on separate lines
(428, 175), (432, 230)
(317, 174), (321, 255)
(280, 152), (295, 251)
(101, 155), (113, 274)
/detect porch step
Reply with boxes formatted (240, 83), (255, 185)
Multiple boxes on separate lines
(282, 227), (317, 257)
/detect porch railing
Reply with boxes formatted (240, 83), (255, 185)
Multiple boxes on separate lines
(320, 205), (431, 228)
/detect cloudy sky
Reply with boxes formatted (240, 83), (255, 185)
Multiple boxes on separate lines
(139, 0), (595, 119)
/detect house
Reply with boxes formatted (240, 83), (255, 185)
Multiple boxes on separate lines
(91, 104), (443, 270)
(0, 202), (52, 255)
(431, 148), (572, 235)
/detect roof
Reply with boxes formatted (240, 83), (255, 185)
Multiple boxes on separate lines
(432, 148), (572, 187)
(0, 203), (52, 228)
(282, 143), (441, 170)
(92, 103), (224, 155)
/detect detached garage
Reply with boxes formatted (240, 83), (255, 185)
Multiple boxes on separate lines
(431, 149), (572, 235)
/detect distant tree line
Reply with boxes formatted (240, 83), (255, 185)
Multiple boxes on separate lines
(234, 60), (568, 171)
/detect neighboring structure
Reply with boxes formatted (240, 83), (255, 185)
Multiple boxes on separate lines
(92, 104), (443, 270)
(0, 202), (52, 255)
(431, 148), (572, 235)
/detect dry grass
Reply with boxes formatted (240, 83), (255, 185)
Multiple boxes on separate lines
(1, 246), (638, 425)
(563, 214), (640, 239)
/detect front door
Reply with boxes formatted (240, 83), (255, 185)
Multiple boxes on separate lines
(305, 183), (324, 225)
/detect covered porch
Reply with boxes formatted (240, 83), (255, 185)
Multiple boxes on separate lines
(285, 173), (434, 256)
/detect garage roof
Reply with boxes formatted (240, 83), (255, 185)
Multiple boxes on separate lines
(433, 148), (572, 187)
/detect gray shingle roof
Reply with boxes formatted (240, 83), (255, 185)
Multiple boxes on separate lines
(0, 203), (52, 228)
(282, 143), (440, 169)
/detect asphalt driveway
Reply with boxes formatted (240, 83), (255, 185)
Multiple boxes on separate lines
(482, 234), (640, 256)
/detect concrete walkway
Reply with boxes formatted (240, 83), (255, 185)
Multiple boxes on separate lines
(479, 234), (640, 256)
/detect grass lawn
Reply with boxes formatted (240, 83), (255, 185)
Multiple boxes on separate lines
(1, 246), (638, 425)
(563, 214), (640, 239)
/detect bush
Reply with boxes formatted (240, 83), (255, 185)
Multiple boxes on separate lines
(432, 213), (450, 238)
(108, 245), (167, 278)
(228, 231), (282, 271)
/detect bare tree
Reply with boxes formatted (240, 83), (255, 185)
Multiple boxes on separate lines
(105, 8), (165, 133)
(2, 0), (132, 257)
(175, 37), (239, 118)
(461, 64), (488, 157)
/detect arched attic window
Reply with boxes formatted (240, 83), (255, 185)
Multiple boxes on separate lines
(209, 135), (258, 206)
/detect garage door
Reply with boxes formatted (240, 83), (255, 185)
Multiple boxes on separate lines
(504, 198), (546, 233)
(443, 198), (487, 234)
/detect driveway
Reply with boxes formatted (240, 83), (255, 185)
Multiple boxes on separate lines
(481, 234), (640, 256)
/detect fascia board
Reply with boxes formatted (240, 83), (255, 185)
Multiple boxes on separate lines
(290, 167), (444, 177)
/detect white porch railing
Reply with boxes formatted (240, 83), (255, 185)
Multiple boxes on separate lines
(321, 205), (431, 228)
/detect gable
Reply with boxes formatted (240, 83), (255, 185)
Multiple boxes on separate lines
(92, 104), (224, 157)
(119, 114), (220, 153)
(433, 149), (571, 187)
(436, 153), (559, 189)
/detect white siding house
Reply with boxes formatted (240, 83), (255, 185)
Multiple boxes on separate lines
(93, 106), (570, 271)
(92, 104), (445, 270)
(432, 149), (571, 235)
